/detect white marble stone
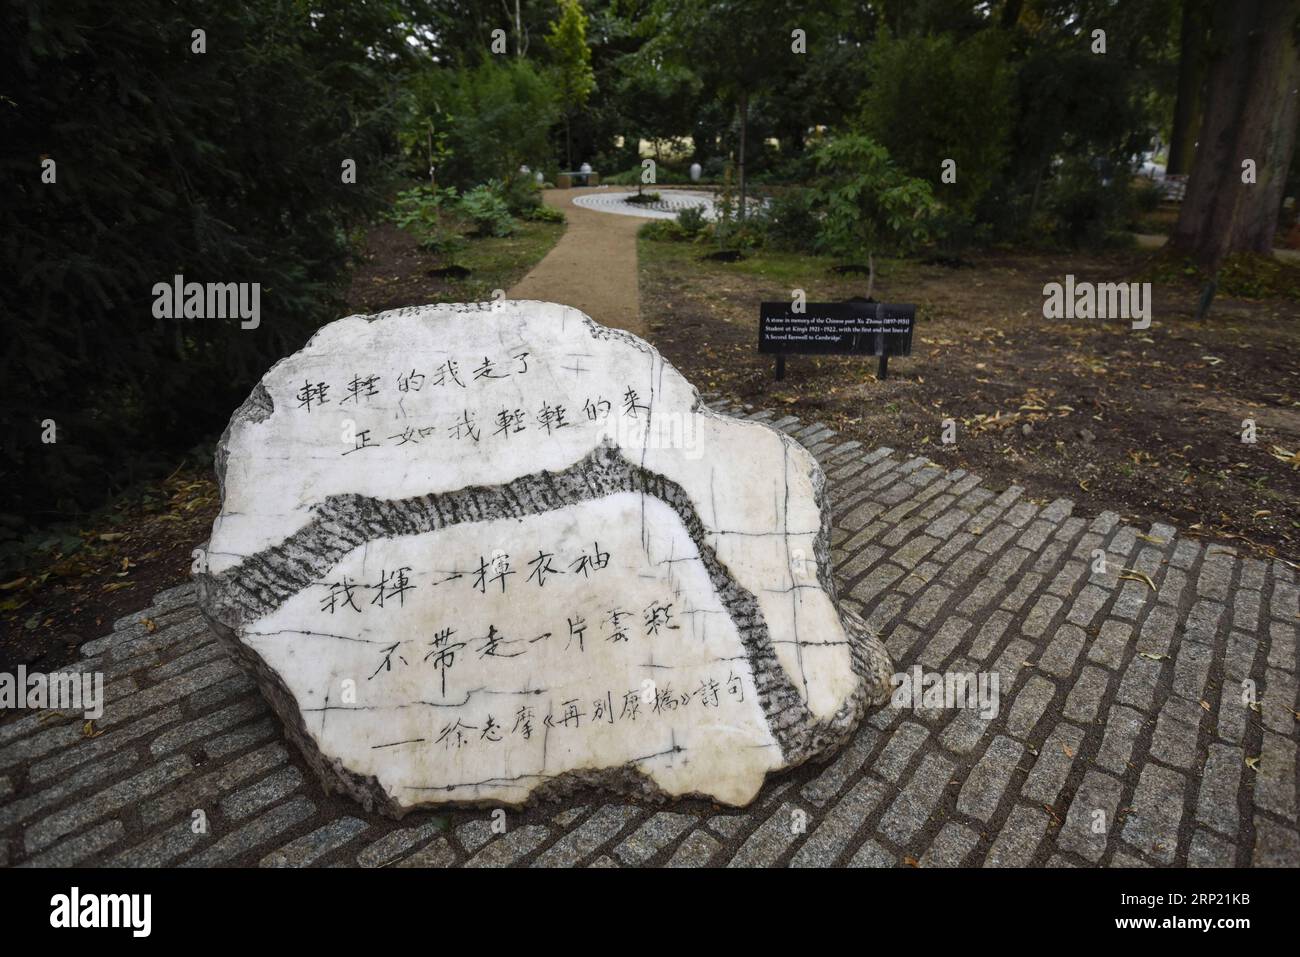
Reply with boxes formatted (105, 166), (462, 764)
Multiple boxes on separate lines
(197, 301), (890, 815)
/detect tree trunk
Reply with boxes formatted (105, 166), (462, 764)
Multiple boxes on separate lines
(1167, 0), (1211, 175)
(737, 89), (748, 222)
(866, 252), (876, 300)
(1170, 0), (1300, 269)
(1000, 0), (1023, 30)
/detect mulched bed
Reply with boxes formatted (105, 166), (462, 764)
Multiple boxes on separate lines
(641, 244), (1300, 564)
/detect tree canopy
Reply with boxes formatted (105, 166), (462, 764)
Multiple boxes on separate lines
(4, 0), (1298, 527)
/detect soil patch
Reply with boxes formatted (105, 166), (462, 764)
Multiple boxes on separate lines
(640, 240), (1300, 562)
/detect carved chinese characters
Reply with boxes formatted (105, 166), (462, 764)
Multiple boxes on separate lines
(197, 301), (892, 815)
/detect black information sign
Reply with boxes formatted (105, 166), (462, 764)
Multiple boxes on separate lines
(759, 300), (915, 380)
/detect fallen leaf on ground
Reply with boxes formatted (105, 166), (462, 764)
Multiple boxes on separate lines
(1118, 569), (1156, 591)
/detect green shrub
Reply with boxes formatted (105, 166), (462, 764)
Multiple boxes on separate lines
(502, 174), (544, 216)
(812, 134), (941, 296)
(640, 220), (686, 242)
(524, 204), (566, 224)
(400, 59), (558, 190)
(392, 184), (455, 227)
(1133, 178), (1163, 214)
(925, 208), (989, 256)
(760, 188), (821, 251)
(1042, 157), (1132, 248)
(392, 185), (465, 254)
(2, 0), (409, 525)
(417, 230), (467, 255)
(676, 205), (707, 237)
(460, 184), (515, 237)
(859, 29), (1013, 218)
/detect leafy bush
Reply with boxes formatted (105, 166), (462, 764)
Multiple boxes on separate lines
(392, 184), (455, 227)
(2, 0), (410, 526)
(640, 220), (687, 242)
(812, 135), (941, 296)
(523, 204), (566, 224)
(400, 59), (558, 190)
(1132, 178), (1164, 214)
(676, 205), (707, 237)
(1041, 157), (1133, 248)
(392, 185), (465, 254)
(460, 185), (515, 237)
(501, 174), (544, 216)
(924, 208), (990, 257)
(416, 229), (467, 255)
(759, 188), (821, 251)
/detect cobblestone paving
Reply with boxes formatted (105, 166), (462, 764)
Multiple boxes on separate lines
(2, 397), (1297, 868)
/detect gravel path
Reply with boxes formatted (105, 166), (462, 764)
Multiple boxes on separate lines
(508, 188), (644, 336)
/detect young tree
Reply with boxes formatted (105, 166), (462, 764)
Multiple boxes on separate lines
(409, 59), (558, 188)
(644, 0), (827, 219)
(613, 54), (700, 173)
(545, 0), (596, 169)
(1169, 0), (1300, 270)
(813, 135), (941, 299)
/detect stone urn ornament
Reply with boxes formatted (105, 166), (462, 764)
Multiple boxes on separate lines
(196, 301), (892, 816)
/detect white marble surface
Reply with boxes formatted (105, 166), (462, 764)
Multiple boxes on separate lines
(200, 301), (879, 811)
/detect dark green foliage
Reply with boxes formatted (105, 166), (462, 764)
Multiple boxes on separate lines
(1, 0), (416, 525)
(1040, 157), (1136, 248)
(523, 204), (566, 224)
(500, 174), (544, 217)
(812, 136), (940, 261)
(460, 184), (516, 237)
(759, 189), (821, 252)
(392, 185), (466, 254)
(859, 29), (1014, 217)
(401, 59), (558, 190)
(640, 220), (687, 242)
(675, 205), (707, 238)
(1132, 178), (1165, 215)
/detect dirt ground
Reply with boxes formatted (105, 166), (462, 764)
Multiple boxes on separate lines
(346, 217), (564, 313)
(8, 217), (1299, 674)
(0, 469), (221, 672)
(640, 239), (1300, 564)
